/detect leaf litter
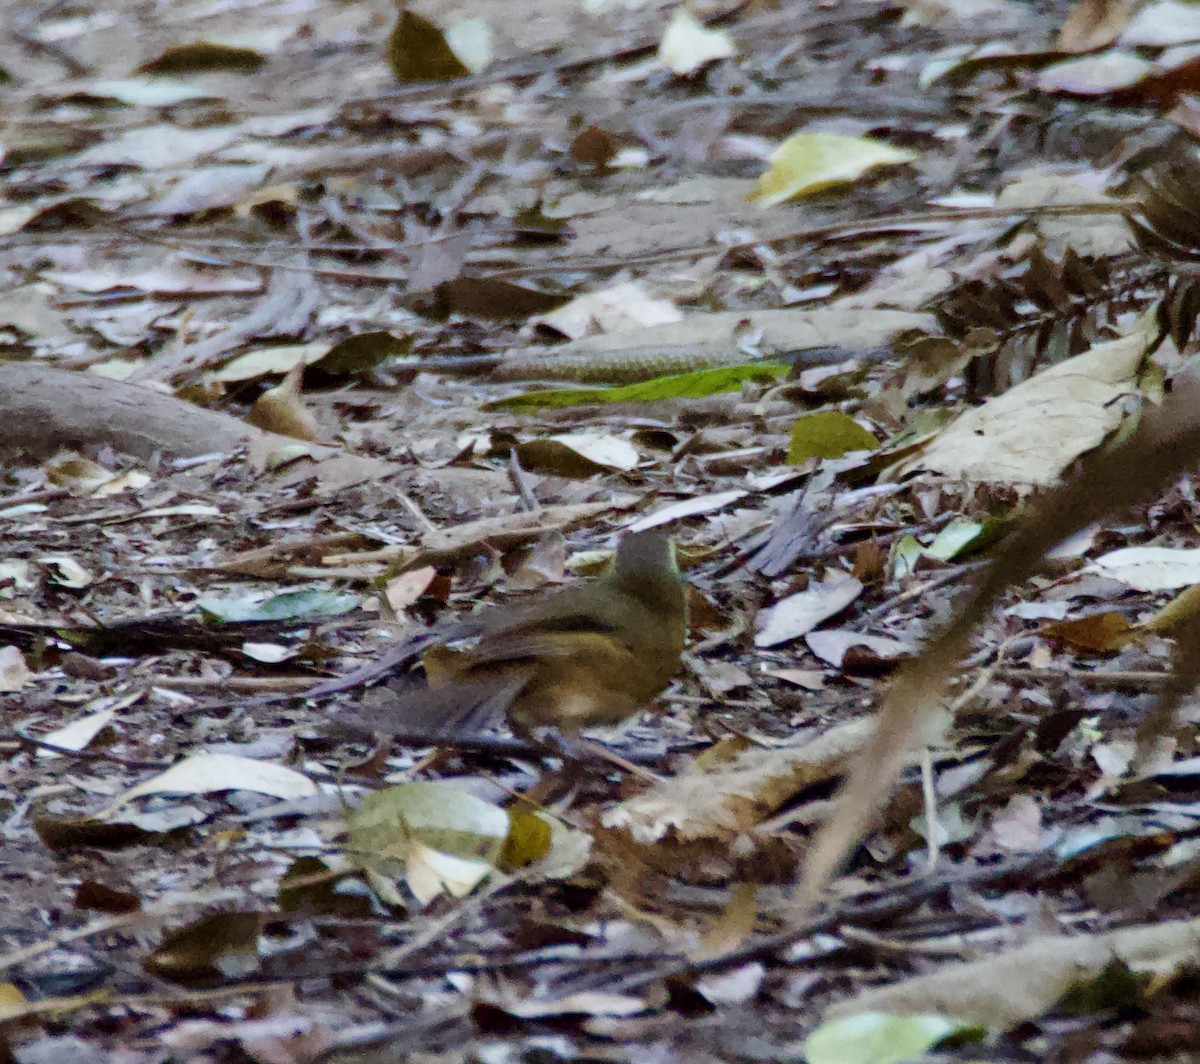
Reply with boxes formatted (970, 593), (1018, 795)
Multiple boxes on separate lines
(8, 0), (1200, 1059)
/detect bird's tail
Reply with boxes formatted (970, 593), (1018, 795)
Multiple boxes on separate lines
(329, 671), (530, 743)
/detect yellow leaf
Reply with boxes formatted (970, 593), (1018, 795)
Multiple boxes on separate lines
(749, 134), (917, 207)
(1137, 582), (1200, 634)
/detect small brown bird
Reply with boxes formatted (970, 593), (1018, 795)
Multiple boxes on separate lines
(354, 532), (688, 748)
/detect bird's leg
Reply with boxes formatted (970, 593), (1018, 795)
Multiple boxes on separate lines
(520, 723), (663, 782)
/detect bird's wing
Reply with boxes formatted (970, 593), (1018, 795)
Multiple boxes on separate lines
(452, 629), (639, 670)
(472, 588), (639, 642)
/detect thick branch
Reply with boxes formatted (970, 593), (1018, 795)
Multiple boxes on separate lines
(0, 363), (259, 458)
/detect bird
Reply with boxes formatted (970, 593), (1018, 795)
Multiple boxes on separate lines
(345, 532), (689, 752)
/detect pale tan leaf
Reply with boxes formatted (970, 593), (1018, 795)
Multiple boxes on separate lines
(892, 330), (1149, 485)
(0, 646), (32, 693)
(602, 718), (874, 845)
(755, 575), (864, 648)
(1058, 0), (1133, 52)
(825, 918), (1200, 1027)
(102, 754), (317, 816)
(657, 7), (736, 77)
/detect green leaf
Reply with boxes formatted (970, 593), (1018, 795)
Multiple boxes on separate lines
(804, 1011), (962, 1064)
(1055, 958), (1147, 1015)
(891, 534), (924, 580)
(197, 589), (359, 623)
(925, 519), (984, 562)
(788, 410), (879, 463)
(486, 362), (789, 411)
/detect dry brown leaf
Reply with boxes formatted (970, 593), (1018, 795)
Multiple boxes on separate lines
(1058, 0), (1134, 52)
(602, 718), (874, 845)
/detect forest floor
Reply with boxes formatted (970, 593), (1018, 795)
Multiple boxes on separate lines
(5, 0), (1200, 1061)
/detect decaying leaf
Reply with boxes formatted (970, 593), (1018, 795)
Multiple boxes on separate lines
(1042, 610), (1136, 652)
(516, 432), (640, 476)
(602, 718), (874, 846)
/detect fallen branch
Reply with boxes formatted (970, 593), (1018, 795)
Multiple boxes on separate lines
(1, 362), (256, 458)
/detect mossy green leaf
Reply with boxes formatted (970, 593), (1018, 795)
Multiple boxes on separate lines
(788, 410), (879, 463)
(485, 362), (789, 411)
(137, 41), (266, 75)
(388, 10), (471, 83)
